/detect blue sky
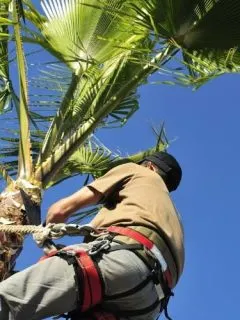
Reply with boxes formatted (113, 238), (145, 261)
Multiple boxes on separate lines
(15, 71), (240, 320)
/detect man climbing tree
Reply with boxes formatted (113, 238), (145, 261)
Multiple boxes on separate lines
(0, 151), (184, 320)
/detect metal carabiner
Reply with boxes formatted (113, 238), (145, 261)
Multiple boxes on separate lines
(88, 239), (111, 256)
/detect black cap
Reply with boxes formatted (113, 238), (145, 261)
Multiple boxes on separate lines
(142, 151), (182, 191)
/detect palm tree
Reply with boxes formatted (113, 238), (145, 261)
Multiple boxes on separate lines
(0, 0), (240, 282)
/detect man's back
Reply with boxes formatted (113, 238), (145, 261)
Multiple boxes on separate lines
(89, 162), (185, 282)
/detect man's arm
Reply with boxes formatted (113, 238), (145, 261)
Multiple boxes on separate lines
(46, 186), (103, 224)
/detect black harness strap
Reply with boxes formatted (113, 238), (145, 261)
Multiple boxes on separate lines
(104, 275), (153, 300)
(105, 298), (160, 317)
(106, 243), (143, 252)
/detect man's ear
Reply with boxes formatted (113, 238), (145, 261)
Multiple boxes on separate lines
(146, 161), (156, 172)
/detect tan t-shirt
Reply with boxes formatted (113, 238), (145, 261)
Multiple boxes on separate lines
(88, 162), (185, 277)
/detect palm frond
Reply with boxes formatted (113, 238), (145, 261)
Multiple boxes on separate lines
(131, 0), (240, 50)
(166, 45), (240, 89)
(125, 0), (240, 87)
(45, 135), (117, 188)
(0, 2), (12, 114)
(174, 0), (240, 50)
(12, 0), (33, 179)
(16, 0), (25, 23)
(37, 0), (146, 73)
(0, 126), (44, 182)
(108, 123), (169, 168)
(23, 0), (47, 29)
(0, 163), (14, 185)
(69, 207), (100, 224)
(127, 0), (177, 38)
(106, 90), (139, 127)
(29, 63), (71, 122)
(57, 56), (141, 131)
(37, 55), (140, 162)
(43, 120), (168, 189)
(192, 47), (240, 70)
(33, 42), (175, 187)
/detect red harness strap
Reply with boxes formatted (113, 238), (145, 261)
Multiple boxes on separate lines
(107, 226), (173, 288)
(73, 248), (102, 312)
(39, 249), (58, 262)
(39, 247), (102, 312)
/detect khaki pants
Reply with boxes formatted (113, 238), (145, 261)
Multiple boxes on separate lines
(0, 242), (163, 320)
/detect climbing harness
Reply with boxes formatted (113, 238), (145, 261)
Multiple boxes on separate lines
(0, 220), (174, 319)
(39, 225), (173, 319)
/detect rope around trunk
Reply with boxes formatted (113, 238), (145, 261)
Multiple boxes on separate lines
(0, 223), (95, 255)
(0, 222), (96, 238)
(0, 224), (45, 235)
(0, 222), (101, 251)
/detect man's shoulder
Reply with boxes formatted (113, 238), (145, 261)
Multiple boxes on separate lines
(118, 162), (138, 168)
(110, 162), (139, 171)
(111, 162), (159, 180)
(103, 162), (142, 180)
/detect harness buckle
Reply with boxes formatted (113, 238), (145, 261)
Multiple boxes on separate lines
(90, 229), (109, 238)
(88, 239), (111, 256)
(56, 249), (78, 265)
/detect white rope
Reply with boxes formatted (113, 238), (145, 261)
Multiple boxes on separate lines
(0, 220), (103, 253)
(0, 224), (45, 235)
(0, 220), (96, 239)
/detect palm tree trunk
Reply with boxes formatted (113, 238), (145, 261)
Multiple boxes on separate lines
(0, 183), (42, 281)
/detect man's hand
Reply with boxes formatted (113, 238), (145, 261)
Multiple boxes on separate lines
(46, 199), (69, 224)
(46, 186), (102, 224)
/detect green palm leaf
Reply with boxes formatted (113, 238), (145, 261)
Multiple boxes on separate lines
(45, 135), (116, 188)
(107, 90), (139, 127)
(176, 48), (240, 88)
(44, 123), (168, 189)
(69, 207), (100, 224)
(0, 163), (13, 185)
(131, 0), (240, 48)
(23, 0), (47, 29)
(127, 0), (240, 87)
(38, 0), (145, 73)
(0, 2), (12, 114)
(12, 0), (33, 179)
(174, 0), (240, 50)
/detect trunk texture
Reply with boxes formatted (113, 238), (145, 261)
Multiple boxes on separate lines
(0, 182), (42, 281)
